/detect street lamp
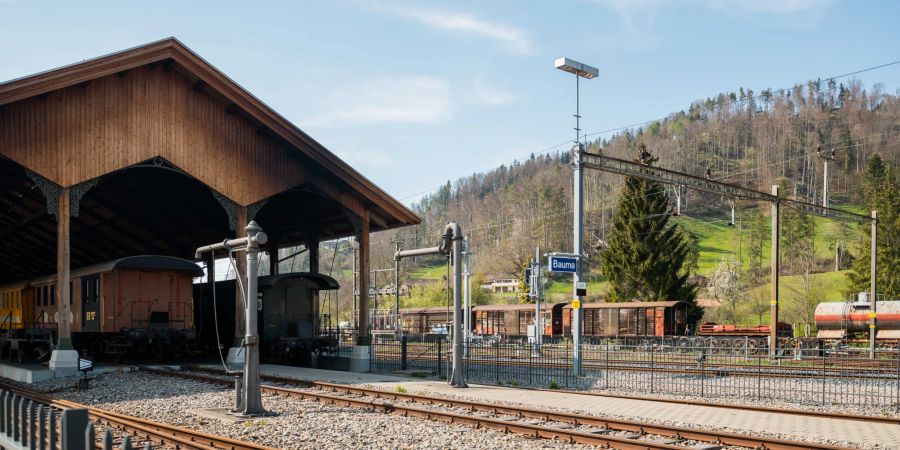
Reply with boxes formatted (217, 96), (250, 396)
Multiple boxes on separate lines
(555, 57), (597, 377)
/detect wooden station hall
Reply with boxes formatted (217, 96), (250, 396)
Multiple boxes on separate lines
(0, 38), (420, 375)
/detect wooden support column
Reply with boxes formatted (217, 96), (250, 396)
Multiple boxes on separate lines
(57, 187), (73, 349)
(357, 209), (370, 345)
(769, 185), (780, 358)
(234, 206), (248, 344)
(308, 239), (320, 274)
(268, 245), (279, 276)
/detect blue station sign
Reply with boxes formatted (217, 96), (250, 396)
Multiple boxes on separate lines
(548, 256), (578, 273)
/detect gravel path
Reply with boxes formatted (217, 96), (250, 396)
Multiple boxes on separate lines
(33, 372), (593, 450)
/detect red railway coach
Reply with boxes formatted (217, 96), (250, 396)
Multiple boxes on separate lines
(473, 303), (566, 336)
(13, 255), (203, 360)
(562, 301), (688, 338)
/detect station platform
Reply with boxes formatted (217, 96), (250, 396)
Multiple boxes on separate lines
(220, 364), (898, 449)
(0, 362), (54, 383)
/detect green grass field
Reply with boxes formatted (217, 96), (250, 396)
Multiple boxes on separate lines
(402, 212), (864, 311)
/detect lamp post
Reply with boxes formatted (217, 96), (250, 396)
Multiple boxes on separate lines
(555, 57), (597, 377)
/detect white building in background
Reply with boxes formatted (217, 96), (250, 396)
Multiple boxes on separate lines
(481, 278), (520, 294)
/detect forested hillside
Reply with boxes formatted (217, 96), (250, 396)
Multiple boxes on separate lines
(315, 79), (899, 324)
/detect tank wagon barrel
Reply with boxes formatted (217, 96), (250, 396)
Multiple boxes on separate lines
(815, 300), (900, 340)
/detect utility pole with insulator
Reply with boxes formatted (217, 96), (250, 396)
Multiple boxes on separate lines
(817, 145), (836, 209)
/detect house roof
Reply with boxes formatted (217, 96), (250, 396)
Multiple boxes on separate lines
(563, 301), (686, 309)
(0, 37), (419, 227)
(27, 255), (204, 284)
(473, 302), (566, 312)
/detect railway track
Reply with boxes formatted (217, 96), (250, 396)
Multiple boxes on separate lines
(373, 352), (900, 380)
(0, 380), (279, 450)
(182, 365), (900, 425)
(147, 367), (853, 450)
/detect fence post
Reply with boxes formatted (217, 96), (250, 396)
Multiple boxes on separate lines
(14, 395), (20, 443)
(84, 424), (94, 450)
(495, 341), (500, 384)
(895, 346), (900, 411)
(605, 339), (609, 389)
(821, 348), (827, 406)
(103, 430), (113, 450)
(1, 391), (6, 435)
(27, 400), (35, 450)
(650, 345), (655, 394)
(60, 409), (88, 450)
(38, 406), (45, 450)
(756, 351), (761, 400)
(401, 336), (408, 371)
(437, 338), (442, 378)
(48, 410), (56, 450)
(699, 344), (705, 398)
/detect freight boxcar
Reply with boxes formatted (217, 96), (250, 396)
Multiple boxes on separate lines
(562, 301), (688, 338)
(397, 306), (457, 335)
(473, 303), (565, 336)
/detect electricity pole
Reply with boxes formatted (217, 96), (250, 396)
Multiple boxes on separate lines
(870, 211), (877, 358)
(770, 186), (780, 358)
(817, 146), (835, 209)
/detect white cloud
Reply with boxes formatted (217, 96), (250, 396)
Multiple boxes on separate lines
(375, 3), (532, 54)
(471, 76), (515, 106)
(301, 76), (452, 128)
(592, 0), (829, 48)
(705, 0), (826, 15)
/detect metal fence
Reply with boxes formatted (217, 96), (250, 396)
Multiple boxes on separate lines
(370, 335), (900, 408)
(0, 389), (146, 450)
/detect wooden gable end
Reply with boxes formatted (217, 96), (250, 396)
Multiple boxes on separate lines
(0, 63), (325, 206)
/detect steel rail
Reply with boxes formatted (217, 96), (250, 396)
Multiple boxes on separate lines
(182, 365), (900, 424)
(0, 380), (278, 450)
(154, 367), (852, 450)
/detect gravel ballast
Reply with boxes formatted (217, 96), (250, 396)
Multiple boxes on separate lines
(32, 372), (592, 450)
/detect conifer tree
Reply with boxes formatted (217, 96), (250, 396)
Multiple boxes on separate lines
(599, 144), (701, 323)
(846, 157), (899, 299)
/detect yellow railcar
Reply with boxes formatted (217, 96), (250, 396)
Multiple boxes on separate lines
(0, 283), (33, 330)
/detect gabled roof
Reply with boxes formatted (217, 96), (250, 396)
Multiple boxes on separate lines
(0, 37), (419, 226)
(563, 301), (686, 309)
(473, 302), (567, 312)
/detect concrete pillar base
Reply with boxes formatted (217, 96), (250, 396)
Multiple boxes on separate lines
(226, 346), (245, 368)
(348, 345), (370, 373)
(48, 349), (79, 378)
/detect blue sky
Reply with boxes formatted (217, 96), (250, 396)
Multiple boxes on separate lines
(1, 0), (898, 205)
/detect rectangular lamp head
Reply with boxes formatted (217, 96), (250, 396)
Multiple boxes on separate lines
(554, 57), (599, 79)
